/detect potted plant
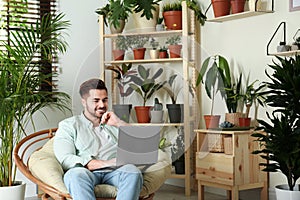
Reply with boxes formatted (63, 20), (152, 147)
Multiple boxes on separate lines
(0, 13), (70, 198)
(252, 55), (300, 199)
(150, 98), (164, 123)
(164, 74), (183, 123)
(166, 35), (182, 58)
(162, 0), (206, 30)
(159, 46), (169, 58)
(171, 127), (185, 174)
(230, 0), (246, 14)
(196, 55), (229, 128)
(129, 65), (166, 123)
(162, 1), (182, 30)
(112, 35), (128, 60)
(149, 37), (160, 59)
(96, 0), (162, 33)
(105, 63), (137, 122)
(211, 0), (231, 18)
(127, 35), (149, 60)
(96, 0), (132, 33)
(239, 80), (266, 127)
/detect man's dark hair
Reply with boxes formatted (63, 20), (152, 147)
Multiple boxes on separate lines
(79, 78), (107, 98)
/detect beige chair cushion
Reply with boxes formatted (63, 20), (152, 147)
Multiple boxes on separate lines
(29, 138), (171, 198)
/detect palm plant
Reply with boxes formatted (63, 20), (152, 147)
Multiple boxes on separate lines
(252, 55), (300, 191)
(0, 13), (71, 187)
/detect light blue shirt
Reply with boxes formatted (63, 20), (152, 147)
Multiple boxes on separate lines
(53, 113), (118, 171)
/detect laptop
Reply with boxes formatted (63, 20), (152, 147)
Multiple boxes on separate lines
(116, 125), (161, 166)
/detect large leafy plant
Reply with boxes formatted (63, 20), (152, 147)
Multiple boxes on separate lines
(129, 65), (166, 106)
(252, 55), (300, 191)
(0, 13), (70, 187)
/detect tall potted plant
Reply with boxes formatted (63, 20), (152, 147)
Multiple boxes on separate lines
(129, 65), (166, 123)
(252, 55), (300, 200)
(196, 55), (229, 128)
(0, 13), (70, 198)
(106, 63), (137, 122)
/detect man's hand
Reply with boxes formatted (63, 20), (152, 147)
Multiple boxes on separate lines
(101, 112), (127, 127)
(86, 158), (116, 171)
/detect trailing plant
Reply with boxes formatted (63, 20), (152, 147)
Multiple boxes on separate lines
(129, 65), (166, 106)
(105, 63), (137, 104)
(252, 55), (300, 191)
(0, 13), (71, 187)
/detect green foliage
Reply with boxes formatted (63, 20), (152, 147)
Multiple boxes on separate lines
(150, 37), (159, 49)
(105, 63), (137, 104)
(96, 0), (161, 29)
(252, 55), (300, 191)
(153, 98), (163, 111)
(166, 35), (181, 45)
(162, 1), (182, 12)
(0, 13), (71, 187)
(127, 35), (149, 49)
(196, 55), (230, 115)
(129, 65), (166, 106)
(113, 35), (128, 50)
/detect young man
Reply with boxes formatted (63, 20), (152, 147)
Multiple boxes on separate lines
(53, 78), (143, 200)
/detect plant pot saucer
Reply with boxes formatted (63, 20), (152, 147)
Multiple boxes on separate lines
(208, 126), (253, 131)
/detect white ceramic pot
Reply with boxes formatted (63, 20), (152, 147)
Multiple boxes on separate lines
(248, 0), (262, 11)
(275, 184), (300, 200)
(131, 5), (159, 32)
(0, 181), (26, 200)
(150, 110), (164, 123)
(149, 49), (159, 59)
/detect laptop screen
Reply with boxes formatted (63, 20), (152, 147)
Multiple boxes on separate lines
(116, 126), (162, 166)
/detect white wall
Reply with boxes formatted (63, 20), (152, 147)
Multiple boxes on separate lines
(200, 0), (300, 198)
(21, 0), (300, 198)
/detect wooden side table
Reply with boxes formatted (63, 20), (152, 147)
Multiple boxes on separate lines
(195, 129), (268, 200)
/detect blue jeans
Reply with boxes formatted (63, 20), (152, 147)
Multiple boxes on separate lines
(64, 164), (143, 200)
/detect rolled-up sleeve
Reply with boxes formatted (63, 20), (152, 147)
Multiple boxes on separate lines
(53, 120), (92, 170)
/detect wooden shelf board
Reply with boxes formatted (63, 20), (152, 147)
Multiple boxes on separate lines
(104, 30), (183, 38)
(207, 11), (274, 22)
(104, 58), (183, 65)
(269, 50), (300, 56)
(130, 123), (183, 126)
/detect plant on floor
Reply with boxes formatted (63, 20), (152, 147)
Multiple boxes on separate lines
(252, 55), (300, 191)
(0, 13), (70, 187)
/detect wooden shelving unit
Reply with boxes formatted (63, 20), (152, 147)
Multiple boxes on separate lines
(99, 1), (200, 196)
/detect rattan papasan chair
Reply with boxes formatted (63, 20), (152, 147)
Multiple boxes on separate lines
(14, 128), (171, 200)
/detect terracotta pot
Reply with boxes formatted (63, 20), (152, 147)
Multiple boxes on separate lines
(159, 51), (168, 58)
(211, 0), (231, 18)
(231, 0), (245, 14)
(168, 45), (182, 58)
(204, 115), (221, 129)
(239, 117), (251, 127)
(225, 112), (243, 126)
(112, 49), (125, 60)
(163, 11), (182, 30)
(134, 106), (151, 123)
(133, 48), (146, 60)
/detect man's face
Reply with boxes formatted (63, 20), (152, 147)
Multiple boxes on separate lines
(82, 89), (108, 122)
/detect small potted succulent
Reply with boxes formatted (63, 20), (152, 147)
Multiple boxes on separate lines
(127, 35), (149, 59)
(150, 98), (164, 123)
(149, 37), (160, 59)
(159, 46), (168, 58)
(166, 35), (182, 58)
(129, 65), (166, 123)
(106, 63), (137, 122)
